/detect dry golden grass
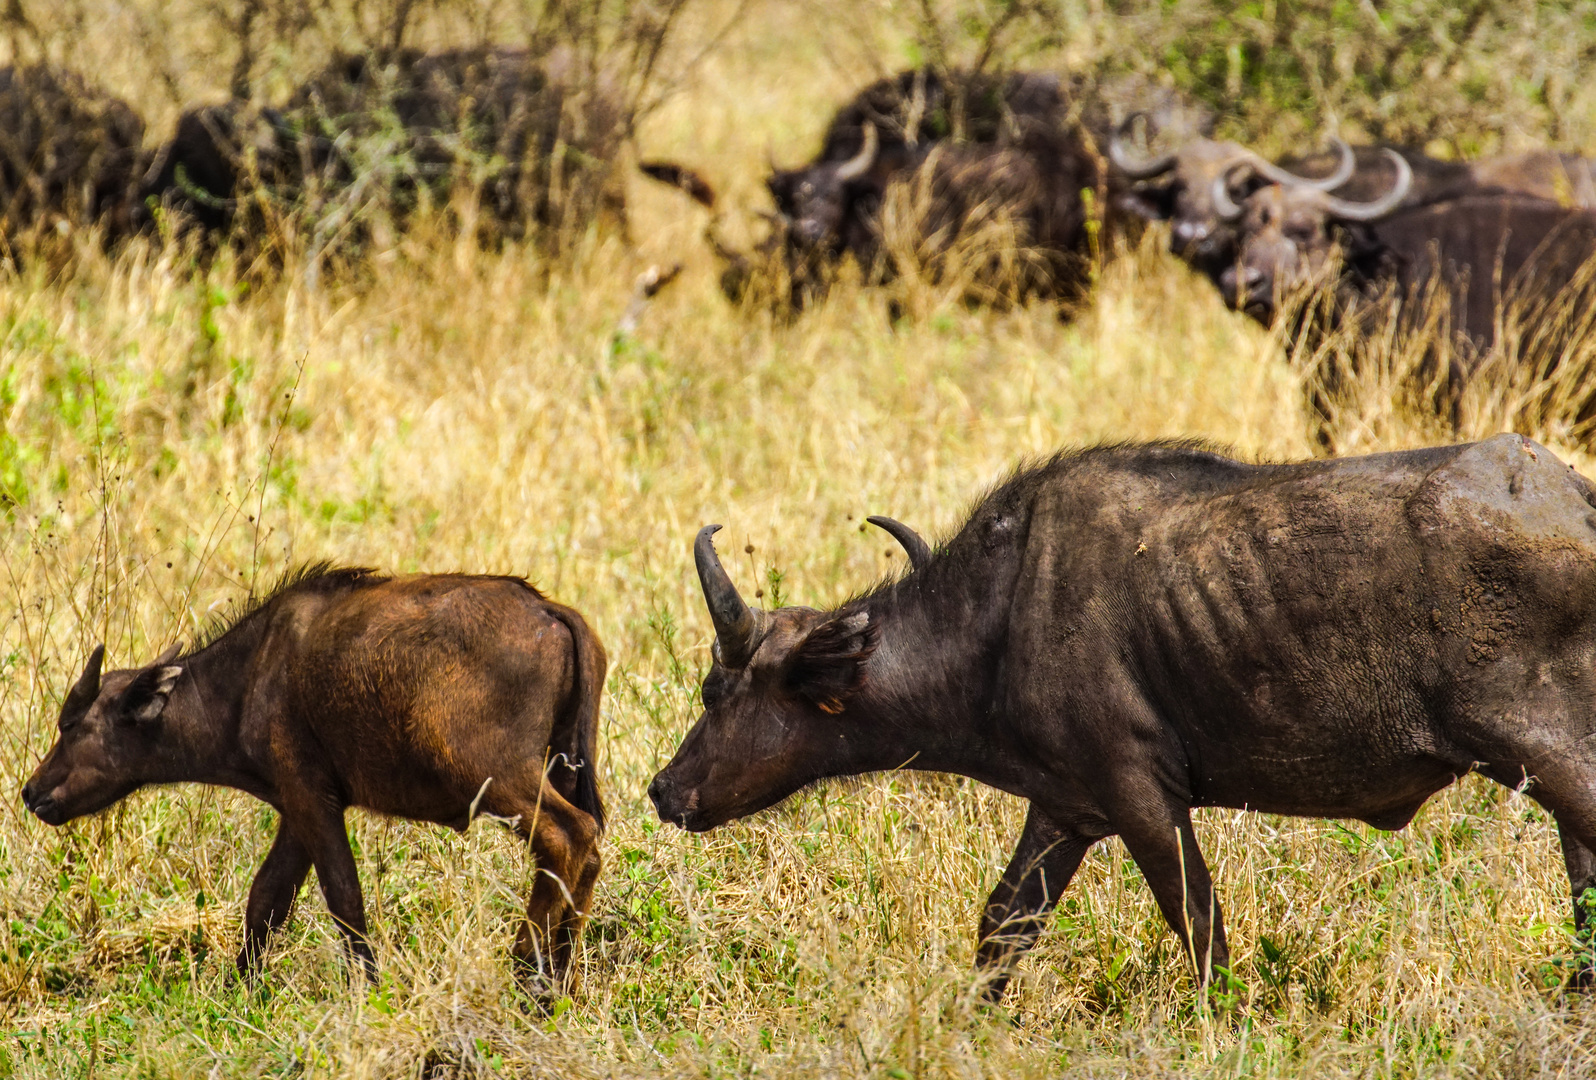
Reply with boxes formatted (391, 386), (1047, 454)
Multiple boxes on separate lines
(6, 3), (1596, 1077)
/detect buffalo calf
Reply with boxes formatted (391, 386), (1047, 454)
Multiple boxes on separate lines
(23, 565), (605, 988)
(652, 437), (1596, 1000)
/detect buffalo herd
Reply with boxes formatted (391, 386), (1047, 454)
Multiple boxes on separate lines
(21, 57), (1596, 1008)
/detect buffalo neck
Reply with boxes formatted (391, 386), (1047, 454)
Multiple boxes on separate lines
(841, 554), (1036, 796)
(148, 612), (275, 798)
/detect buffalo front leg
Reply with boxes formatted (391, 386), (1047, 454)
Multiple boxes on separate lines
(974, 804), (1093, 1002)
(1116, 800), (1229, 989)
(236, 817), (313, 975)
(284, 799), (375, 982)
(1558, 816), (1596, 988)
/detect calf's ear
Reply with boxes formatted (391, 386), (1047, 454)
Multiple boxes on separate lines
(117, 662), (184, 725)
(789, 611), (879, 715)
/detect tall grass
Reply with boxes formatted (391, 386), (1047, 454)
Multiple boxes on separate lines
(5, 2), (1596, 1077)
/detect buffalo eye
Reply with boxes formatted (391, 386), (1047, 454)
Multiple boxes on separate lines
(700, 669), (727, 710)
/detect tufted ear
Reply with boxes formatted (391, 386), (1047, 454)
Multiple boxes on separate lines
(788, 611), (879, 715)
(118, 661), (184, 725)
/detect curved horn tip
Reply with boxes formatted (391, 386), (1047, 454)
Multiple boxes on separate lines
(835, 122), (878, 182)
(866, 515), (932, 570)
(1211, 165), (1249, 222)
(1108, 112), (1178, 180)
(1317, 149), (1412, 222)
(695, 524), (759, 666)
(1322, 136), (1355, 188)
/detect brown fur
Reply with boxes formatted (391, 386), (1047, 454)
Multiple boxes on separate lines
(22, 565), (606, 990)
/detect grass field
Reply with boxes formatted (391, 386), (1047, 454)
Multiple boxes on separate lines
(5, 2), (1596, 1076)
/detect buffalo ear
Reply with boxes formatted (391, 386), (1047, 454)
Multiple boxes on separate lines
(789, 611), (879, 715)
(118, 663), (184, 725)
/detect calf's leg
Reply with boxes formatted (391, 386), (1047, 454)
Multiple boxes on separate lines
(486, 779), (601, 991)
(236, 818), (313, 975)
(283, 799), (375, 981)
(974, 804), (1094, 1002)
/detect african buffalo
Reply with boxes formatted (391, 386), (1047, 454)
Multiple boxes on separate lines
(641, 67), (1111, 309)
(23, 565), (605, 988)
(1216, 162), (1596, 357)
(141, 47), (626, 248)
(1110, 119), (1362, 278)
(1115, 115), (1596, 284)
(0, 64), (145, 246)
(651, 436), (1596, 1000)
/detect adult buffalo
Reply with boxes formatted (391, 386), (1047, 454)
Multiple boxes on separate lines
(1217, 159), (1596, 354)
(1116, 115), (1596, 284)
(141, 48), (625, 247)
(1109, 118), (1363, 279)
(641, 67), (1112, 310)
(0, 64), (145, 246)
(23, 565), (606, 989)
(651, 436), (1596, 1000)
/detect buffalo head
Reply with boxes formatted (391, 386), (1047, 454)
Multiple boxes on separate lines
(1111, 116), (1354, 274)
(648, 519), (930, 831)
(766, 121), (885, 252)
(21, 644), (185, 825)
(1216, 150), (1412, 321)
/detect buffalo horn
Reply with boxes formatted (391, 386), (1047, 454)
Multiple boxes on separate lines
(867, 516), (932, 570)
(695, 525), (760, 667)
(66, 644), (105, 706)
(1311, 149), (1412, 222)
(1107, 113), (1178, 179)
(1212, 165), (1248, 222)
(1244, 136), (1356, 191)
(835, 122), (878, 182)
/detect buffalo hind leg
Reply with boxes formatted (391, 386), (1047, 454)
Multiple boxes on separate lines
(974, 804), (1094, 1003)
(236, 818), (313, 975)
(1115, 799), (1229, 989)
(486, 779), (601, 993)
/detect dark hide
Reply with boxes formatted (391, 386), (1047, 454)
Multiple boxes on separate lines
(1149, 141), (1596, 288)
(652, 437), (1596, 1000)
(1119, 141), (1474, 281)
(0, 65), (145, 247)
(136, 102), (296, 236)
(140, 48), (626, 247)
(642, 66), (1112, 310)
(1222, 193), (1596, 349)
(22, 566), (607, 989)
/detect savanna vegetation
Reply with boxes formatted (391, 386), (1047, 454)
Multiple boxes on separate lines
(5, 1), (1596, 1076)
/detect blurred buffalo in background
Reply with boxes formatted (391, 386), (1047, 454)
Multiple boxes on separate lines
(0, 64), (144, 254)
(1113, 114), (1596, 285)
(643, 66), (1126, 311)
(139, 47), (628, 265)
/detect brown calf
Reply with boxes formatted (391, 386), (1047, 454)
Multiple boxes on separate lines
(22, 564), (605, 988)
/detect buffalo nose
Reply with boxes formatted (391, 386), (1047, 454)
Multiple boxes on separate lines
(1173, 220), (1208, 246)
(647, 775), (665, 812)
(20, 781), (35, 808)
